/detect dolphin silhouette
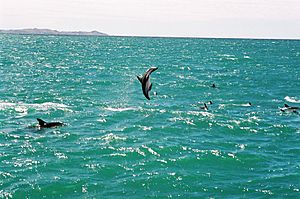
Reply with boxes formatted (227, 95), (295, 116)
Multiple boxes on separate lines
(280, 104), (299, 113)
(137, 67), (158, 100)
(200, 103), (209, 110)
(37, 118), (64, 128)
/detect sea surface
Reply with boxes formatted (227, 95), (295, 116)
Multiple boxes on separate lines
(0, 34), (299, 198)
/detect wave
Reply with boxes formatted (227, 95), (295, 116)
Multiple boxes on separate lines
(187, 111), (215, 117)
(83, 133), (127, 143)
(30, 102), (71, 111)
(0, 101), (71, 116)
(104, 107), (137, 112)
(218, 54), (238, 61)
(284, 96), (300, 103)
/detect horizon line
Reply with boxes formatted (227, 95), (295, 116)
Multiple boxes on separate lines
(0, 28), (299, 41)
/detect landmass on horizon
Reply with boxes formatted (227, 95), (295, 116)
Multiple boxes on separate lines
(0, 28), (108, 36)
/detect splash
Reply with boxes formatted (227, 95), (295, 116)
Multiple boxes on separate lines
(284, 96), (300, 103)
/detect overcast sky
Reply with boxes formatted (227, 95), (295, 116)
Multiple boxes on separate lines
(0, 0), (300, 39)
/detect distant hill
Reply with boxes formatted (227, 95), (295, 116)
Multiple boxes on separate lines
(0, 28), (108, 36)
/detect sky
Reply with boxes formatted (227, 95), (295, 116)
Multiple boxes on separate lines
(0, 0), (300, 39)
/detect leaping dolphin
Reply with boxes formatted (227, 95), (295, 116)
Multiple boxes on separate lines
(137, 67), (158, 100)
(37, 118), (64, 128)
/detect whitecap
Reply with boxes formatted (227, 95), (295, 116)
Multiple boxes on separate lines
(138, 125), (152, 131)
(157, 159), (167, 164)
(199, 111), (214, 117)
(101, 133), (126, 142)
(104, 107), (137, 112)
(219, 54), (233, 57)
(97, 118), (107, 123)
(0, 101), (71, 112)
(142, 145), (160, 157)
(236, 144), (246, 150)
(110, 153), (126, 157)
(248, 116), (261, 122)
(187, 111), (201, 116)
(30, 102), (70, 111)
(218, 54), (238, 61)
(0, 102), (15, 110)
(227, 153), (236, 158)
(15, 106), (27, 113)
(227, 57), (238, 61)
(187, 111), (215, 118)
(284, 96), (300, 103)
(0, 191), (13, 198)
(54, 152), (68, 159)
(211, 150), (221, 156)
(0, 102), (29, 117)
(185, 119), (196, 126)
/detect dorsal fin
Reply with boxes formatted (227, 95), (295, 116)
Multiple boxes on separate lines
(37, 118), (47, 126)
(284, 104), (289, 108)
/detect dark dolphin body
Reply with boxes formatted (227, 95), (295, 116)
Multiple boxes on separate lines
(137, 67), (158, 100)
(200, 103), (208, 110)
(280, 104), (299, 113)
(37, 118), (64, 128)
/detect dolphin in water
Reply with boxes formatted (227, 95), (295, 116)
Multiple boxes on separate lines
(280, 104), (299, 113)
(137, 67), (158, 100)
(200, 103), (209, 110)
(37, 118), (64, 128)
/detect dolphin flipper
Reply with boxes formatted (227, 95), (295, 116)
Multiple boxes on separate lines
(137, 76), (142, 83)
(149, 83), (153, 91)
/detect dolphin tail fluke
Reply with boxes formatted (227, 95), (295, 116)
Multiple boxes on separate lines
(147, 67), (158, 76)
(37, 118), (46, 126)
(204, 103), (208, 110)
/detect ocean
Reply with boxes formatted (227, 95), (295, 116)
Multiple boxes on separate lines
(0, 34), (299, 198)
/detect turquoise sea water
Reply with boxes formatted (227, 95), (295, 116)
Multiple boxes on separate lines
(0, 34), (299, 198)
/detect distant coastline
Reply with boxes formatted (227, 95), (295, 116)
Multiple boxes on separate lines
(0, 28), (108, 36)
(0, 28), (298, 41)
